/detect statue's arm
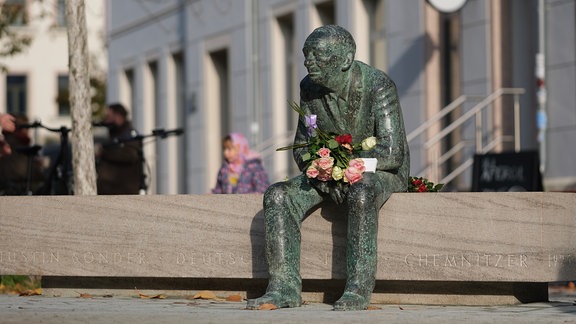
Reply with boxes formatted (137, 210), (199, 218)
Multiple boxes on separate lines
(369, 81), (406, 172)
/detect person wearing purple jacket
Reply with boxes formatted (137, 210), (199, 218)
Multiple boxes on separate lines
(211, 132), (270, 194)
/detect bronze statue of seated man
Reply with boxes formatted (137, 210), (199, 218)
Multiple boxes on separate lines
(247, 24), (410, 311)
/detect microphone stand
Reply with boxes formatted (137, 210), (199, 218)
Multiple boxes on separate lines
(18, 122), (72, 195)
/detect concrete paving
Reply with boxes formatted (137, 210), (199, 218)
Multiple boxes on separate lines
(1, 289), (575, 323)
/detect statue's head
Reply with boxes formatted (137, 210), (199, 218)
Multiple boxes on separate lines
(303, 25), (356, 90)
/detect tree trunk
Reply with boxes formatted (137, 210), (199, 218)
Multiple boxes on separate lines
(66, 0), (97, 195)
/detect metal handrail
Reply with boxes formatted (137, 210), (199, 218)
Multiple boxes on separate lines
(411, 88), (525, 189)
(424, 88), (525, 150)
(438, 137), (503, 185)
(406, 94), (483, 142)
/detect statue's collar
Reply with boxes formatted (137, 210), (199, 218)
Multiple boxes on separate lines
(330, 61), (362, 102)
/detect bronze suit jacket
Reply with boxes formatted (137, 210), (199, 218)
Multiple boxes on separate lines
(295, 60), (410, 185)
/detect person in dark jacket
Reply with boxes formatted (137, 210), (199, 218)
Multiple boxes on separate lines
(96, 103), (143, 195)
(211, 132), (270, 194)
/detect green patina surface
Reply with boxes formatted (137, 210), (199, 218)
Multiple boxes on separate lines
(247, 25), (410, 311)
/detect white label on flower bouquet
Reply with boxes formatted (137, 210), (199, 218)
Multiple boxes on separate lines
(361, 158), (377, 173)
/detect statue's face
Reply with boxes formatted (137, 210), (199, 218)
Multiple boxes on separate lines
(303, 37), (346, 89)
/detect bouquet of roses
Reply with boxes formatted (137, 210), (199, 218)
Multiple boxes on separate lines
(277, 102), (377, 185)
(408, 177), (444, 192)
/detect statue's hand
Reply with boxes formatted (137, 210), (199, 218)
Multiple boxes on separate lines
(329, 186), (346, 204)
(311, 179), (330, 194)
(310, 180), (348, 204)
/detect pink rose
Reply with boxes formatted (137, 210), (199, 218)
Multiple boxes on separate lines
(306, 166), (319, 178)
(317, 147), (331, 158)
(348, 158), (366, 173)
(316, 157), (334, 170)
(344, 166), (363, 184)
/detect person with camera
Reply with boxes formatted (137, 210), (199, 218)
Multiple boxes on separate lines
(95, 103), (143, 195)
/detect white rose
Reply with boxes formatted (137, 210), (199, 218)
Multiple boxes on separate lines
(331, 166), (344, 181)
(361, 136), (377, 151)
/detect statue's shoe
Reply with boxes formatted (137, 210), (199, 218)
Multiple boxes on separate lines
(246, 291), (302, 309)
(333, 291), (369, 311)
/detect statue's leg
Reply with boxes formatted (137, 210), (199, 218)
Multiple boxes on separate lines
(246, 175), (322, 309)
(334, 173), (400, 311)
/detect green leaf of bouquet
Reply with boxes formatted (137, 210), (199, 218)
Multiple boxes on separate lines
(288, 101), (306, 116)
(302, 152), (311, 161)
(276, 142), (309, 151)
(327, 139), (339, 149)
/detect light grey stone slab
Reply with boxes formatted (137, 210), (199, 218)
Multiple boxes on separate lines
(0, 193), (574, 282)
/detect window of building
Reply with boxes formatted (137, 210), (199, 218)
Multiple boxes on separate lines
(3, 0), (28, 26)
(209, 49), (230, 139)
(276, 13), (299, 177)
(146, 60), (161, 193)
(277, 13), (297, 131)
(6, 75), (27, 115)
(172, 52), (187, 193)
(366, 0), (386, 71)
(57, 75), (70, 116)
(122, 69), (135, 120)
(148, 61), (159, 129)
(56, 0), (67, 27)
(315, 1), (335, 26)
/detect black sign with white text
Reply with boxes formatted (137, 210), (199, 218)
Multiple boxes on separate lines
(472, 151), (543, 192)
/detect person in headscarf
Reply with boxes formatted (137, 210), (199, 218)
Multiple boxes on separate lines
(211, 132), (270, 194)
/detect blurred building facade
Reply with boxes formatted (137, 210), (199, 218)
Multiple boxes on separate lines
(0, 0), (107, 145)
(106, 0), (576, 194)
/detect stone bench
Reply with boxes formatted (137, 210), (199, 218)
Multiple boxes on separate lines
(1, 192), (574, 305)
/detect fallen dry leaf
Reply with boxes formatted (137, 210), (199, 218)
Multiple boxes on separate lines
(257, 303), (278, 310)
(193, 290), (217, 300)
(225, 294), (243, 302)
(139, 293), (166, 299)
(367, 306), (382, 310)
(18, 288), (42, 296)
(78, 293), (93, 299)
(134, 287), (167, 299)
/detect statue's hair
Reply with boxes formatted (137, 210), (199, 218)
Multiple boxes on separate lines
(306, 25), (356, 57)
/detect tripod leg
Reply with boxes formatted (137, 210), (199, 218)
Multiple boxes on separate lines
(25, 155), (33, 195)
